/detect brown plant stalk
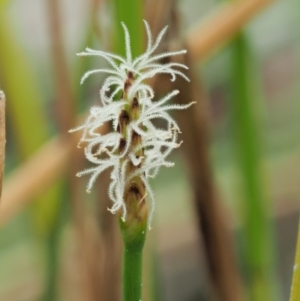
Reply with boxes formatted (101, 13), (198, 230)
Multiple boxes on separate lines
(87, 1), (123, 300)
(96, 169), (122, 301)
(186, 0), (276, 61)
(0, 137), (69, 226)
(46, 0), (97, 298)
(172, 58), (245, 301)
(151, 7), (246, 300)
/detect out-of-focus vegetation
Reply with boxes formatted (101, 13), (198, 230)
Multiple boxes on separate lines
(0, 0), (300, 300)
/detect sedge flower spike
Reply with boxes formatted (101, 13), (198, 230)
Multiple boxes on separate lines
(70, 20), (194, 227)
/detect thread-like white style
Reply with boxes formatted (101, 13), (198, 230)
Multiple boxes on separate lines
(70, 21), (194, 227)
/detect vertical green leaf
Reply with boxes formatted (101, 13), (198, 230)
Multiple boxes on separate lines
(289, 220), (300, 301)
(0, 12), (48, 157)
(111, 0), (144, 58)
(230, 33), (280, 301)
(0, 8), (62, 236)
(290, 2), (300, 298)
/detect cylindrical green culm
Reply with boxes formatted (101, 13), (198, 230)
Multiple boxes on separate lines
(119, 216), (147, 301)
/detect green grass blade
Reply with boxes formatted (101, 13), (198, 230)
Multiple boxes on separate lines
(290, 3), (300, 298)
(0, 8), (63, 237)
(111, 0), (143, 58)
(289, 220), (300, 301)
(231, 33), (280, 301)
(0, 13), (48, 157)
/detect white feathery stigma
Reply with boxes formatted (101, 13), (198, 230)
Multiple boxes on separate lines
(70, 20), (194, 227)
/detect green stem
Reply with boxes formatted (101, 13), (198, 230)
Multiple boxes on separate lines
(119, 214), (147, 301)
(122, 246), (143, 301)
(231, 33), (280, 301)
(112, 0), (143, 58)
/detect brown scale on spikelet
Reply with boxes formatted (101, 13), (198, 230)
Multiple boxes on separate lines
(117, 73), (147, 224)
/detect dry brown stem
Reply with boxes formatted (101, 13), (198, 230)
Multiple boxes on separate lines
(0, 91), (5, 200)
(187, 0), (275, 61)
(87, 2), (122, 299)
(0, 137), (70, 226)
(144, 0), (173, 38)
(47, 0), (75, 132)
(152, 66), (245, 298)
(170, 49), (245, 301)
(47, 2), (99, 299)
(97, 170), (122, 301)
(149, 6), (246, 300)
(48, 1), (114, 299)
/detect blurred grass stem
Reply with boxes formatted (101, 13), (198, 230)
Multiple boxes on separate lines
(231, 34), (279, 301)
(0, 3), (63, 241)
(46, 0), (96, 299)
(112, 0), (143, 58)
(289, 220), (300, 301)
(171, 53), (246, 301)
(162, 8), (246, 299)
(0, 91), (5, 200)
(47, 0), (75, 132)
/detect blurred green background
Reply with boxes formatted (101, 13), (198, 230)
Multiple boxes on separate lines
(0, 0), (300, 300)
